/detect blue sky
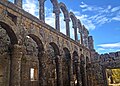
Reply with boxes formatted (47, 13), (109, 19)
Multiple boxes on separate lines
(8, 0), (120, 54)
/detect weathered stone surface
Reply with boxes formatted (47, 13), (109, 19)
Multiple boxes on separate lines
(0, 0), (93, 86)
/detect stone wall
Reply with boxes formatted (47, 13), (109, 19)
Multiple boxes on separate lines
(0, 0), (91, 86)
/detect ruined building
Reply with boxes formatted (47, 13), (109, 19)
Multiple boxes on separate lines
(0, 0), (91, 86)
(0, 0), (120, 86)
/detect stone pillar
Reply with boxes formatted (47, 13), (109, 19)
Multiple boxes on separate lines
(80, 32), (83, 45)
(39, 0), (45, 22)
(76, 62), (81, 86)
(64, 18), (70, 37)
(88, 36), (94, 50)
(80, 60), (86, 86)
(84, 65), (87, 86)
(83, 26), (89, 48)
(54, 10), (60, 31)
(9, 44), (23, 86)
(70, 53), (75, 86)
(55, 55), (63, 86)
(74, 56), (81, 86)
(38, 51), (47, 86)
(15, 0), (22, 8)
(102, 66), (108, 86)
(84, 35), (88, 48)
(73, 26), (78, 41)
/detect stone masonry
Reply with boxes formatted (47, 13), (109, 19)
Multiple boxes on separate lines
(0, 0), (91, 86)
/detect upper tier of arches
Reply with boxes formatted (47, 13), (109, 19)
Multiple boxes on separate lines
(8, 0), (89, 48)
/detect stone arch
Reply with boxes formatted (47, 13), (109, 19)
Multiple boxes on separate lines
(49, 42), (60, 55)
(21, 34), (44, 86)
(73, 51), (79, 62)
(45, 42), (59, 85)
(63, 47), (71, 60)
(80, 54), (85, 61)
(63, 47), (71, 86)
(69, 12), (78, 40)
(50, 0), (59, 11)
(0, 21), (18, 44)
(69, 12), (77, 28)
(59, 2), (69, 19)
(78, 19), (82, 32)
(28, 34), (44, 52)
(59, 2), (70, 36)
(0, 21), (18, 86)
(86, 56), (89, 63)
(24, 34), (44, 57)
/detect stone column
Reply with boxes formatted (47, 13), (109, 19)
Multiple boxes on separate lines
(73, 26), (78, 41)
(102, 66), (108, 86)
(55, 55), (63, 86)
(38, 51), (47, 86)
(80, 32), (83, 45)
(83, 27), (89, 48)
(88, 36), (94, 50)
(9, 44), (23, 86)
(15, 0), (22, 8)
(70, 53), (75, 86)
(64, 18), (70, 37)
(39, 0), (45, 22)
(84, 35), (88, 48)
(74, 56), (81, 86)
(54, 10), (60, 31)
(76, 62), (81, 86)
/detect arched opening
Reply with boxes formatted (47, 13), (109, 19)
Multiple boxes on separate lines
(78, 19), (83, 44)
(0, 22), (18, 86)
(0, 22), (18, 44)
(47, 42), (60, 86)
(45, 0), (55, 28)
(59, 2), (69, 36)
(63, 47), (71, 86)
(21, 34), (44, 86)
(80, 54), (86, 86)
(22, 0), (39, 18)
(49, 42), (60, 56)
(73, 51), (79, 86)
(44, 0), (60, 30)
(59, 9), (66, 35)
(69, 12), (78, 40)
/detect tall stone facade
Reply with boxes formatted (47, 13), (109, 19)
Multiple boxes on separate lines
(0, 0), (119, 86)
(0, 0), (91, 86)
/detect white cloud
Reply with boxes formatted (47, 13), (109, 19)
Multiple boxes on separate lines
(79, 2), (120, 27)
(97, 42), (120, 48)
(111, 6), (120, 12)
(112, 15), (120, 21)
(70, 9), (96, 30)
(108, 5), (112, 10)
(80, 2), (88, 8)
(45, 8), (55, 28)
(23, 0), (39, 18)
(97, 48), (105, 51)
(96, 48), (120, 54)
(96, 42), (120, 54)
(60, 13), (66, 35)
